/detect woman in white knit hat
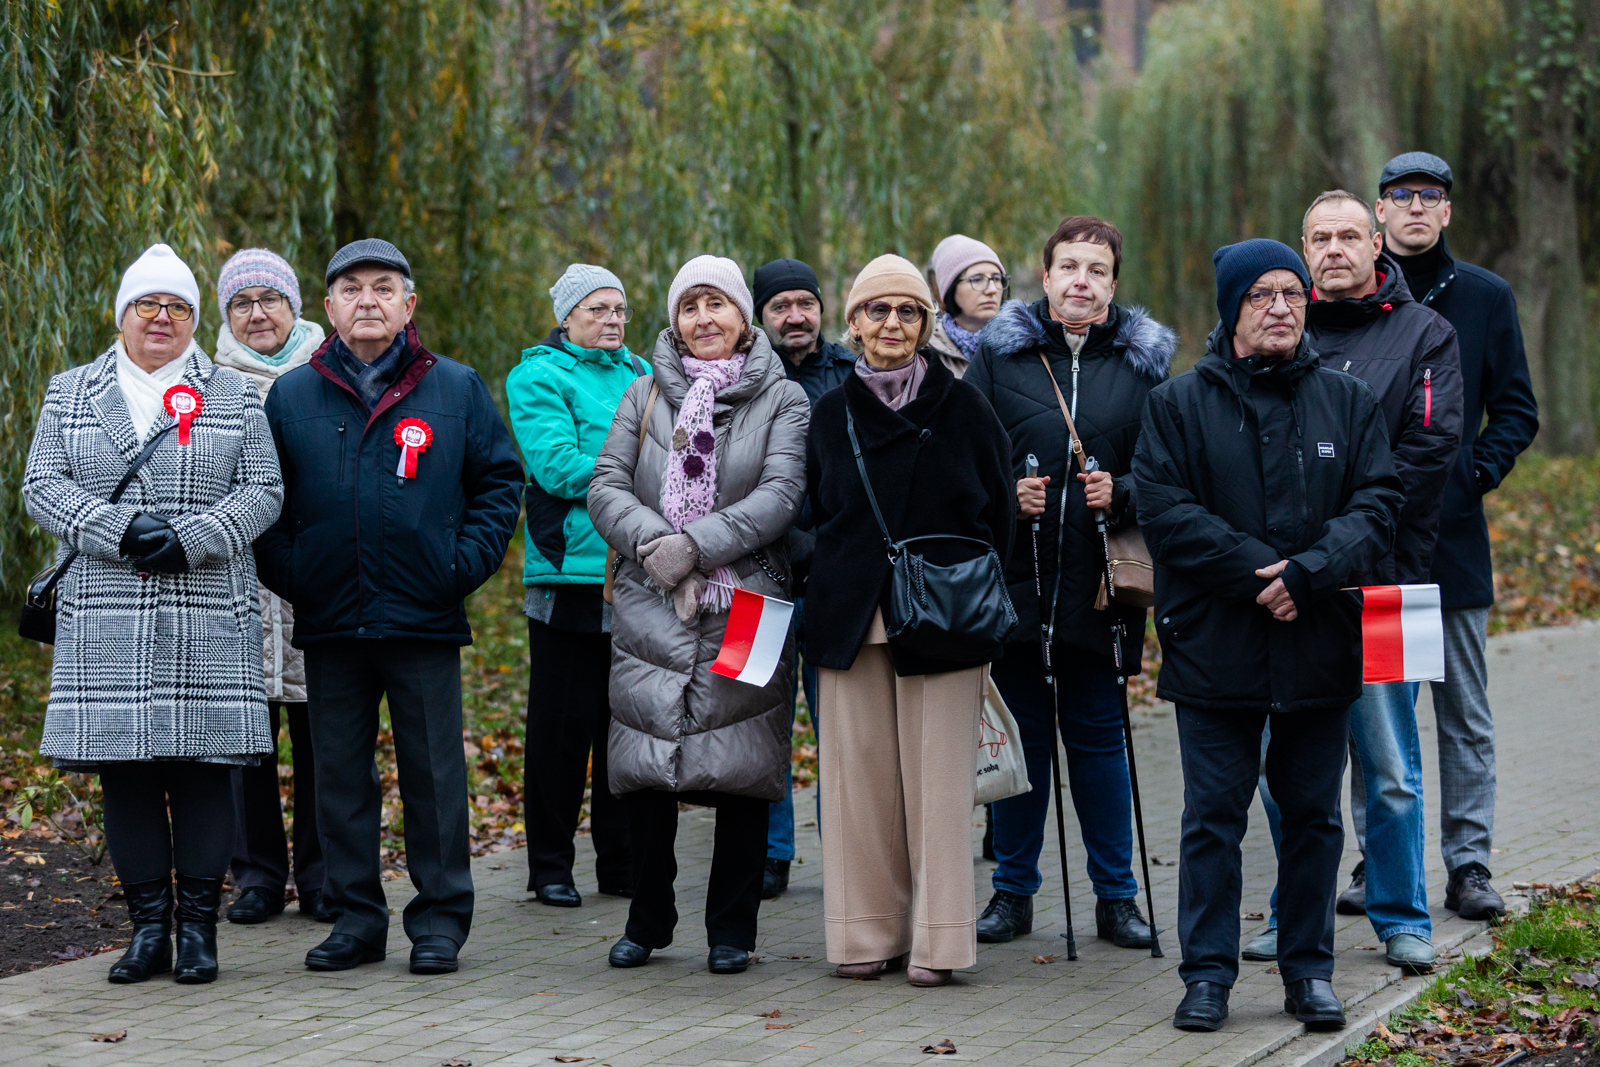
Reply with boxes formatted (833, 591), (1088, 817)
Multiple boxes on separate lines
(926, 234), (1009, 377)
(589, 255), (810, 975)
(506, 264), (643, 910)
(22, 243), (283, 986)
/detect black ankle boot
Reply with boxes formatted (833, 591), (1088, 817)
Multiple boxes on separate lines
(108, 877), (172, 984)
(976, 890), (1033, 943)
(1095, 896), (1155, 949)
(173, 874), (224, 984)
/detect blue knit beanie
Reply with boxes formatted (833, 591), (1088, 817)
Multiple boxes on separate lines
(1213, 239), (1311, 336)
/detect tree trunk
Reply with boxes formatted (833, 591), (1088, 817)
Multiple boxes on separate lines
(1319, 0), (1397, 193)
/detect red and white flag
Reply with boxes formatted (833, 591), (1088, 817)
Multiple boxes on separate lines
(1361, 584), (1446, 683)
(709, 587), (793, 687)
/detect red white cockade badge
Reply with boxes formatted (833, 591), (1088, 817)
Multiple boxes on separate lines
(162, 384), (202, 444)
(394, 418), (433, 479)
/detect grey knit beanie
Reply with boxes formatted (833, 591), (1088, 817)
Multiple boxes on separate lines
(549, 263), (627, 325)
(666, 255), (753, 328)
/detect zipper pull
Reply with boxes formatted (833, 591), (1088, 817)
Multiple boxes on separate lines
(1343, 360), (1351, 372)
(1423, 367), (1432, 427)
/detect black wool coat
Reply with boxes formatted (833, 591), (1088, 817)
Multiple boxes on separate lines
(1306, 255), (1463, 586)
(805, 353), (1016, 677)
(1395, 238), (1540, 610)
(1133, 331), (1404, 713)
(965, 300), (1175, 672)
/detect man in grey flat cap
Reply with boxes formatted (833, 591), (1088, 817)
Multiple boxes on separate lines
(256, 238), (524, 976)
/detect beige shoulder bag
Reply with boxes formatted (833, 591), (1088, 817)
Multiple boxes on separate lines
(602, 381), (660, 605)
(1037, 352), (1154, 611)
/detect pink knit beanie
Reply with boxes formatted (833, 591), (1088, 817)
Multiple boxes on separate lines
(929, 234), (1004, 302)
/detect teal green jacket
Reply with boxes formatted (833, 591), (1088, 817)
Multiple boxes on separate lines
(506, 328), (650, 586)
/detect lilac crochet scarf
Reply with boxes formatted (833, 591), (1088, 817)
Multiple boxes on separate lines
(660, 350), (748, 611)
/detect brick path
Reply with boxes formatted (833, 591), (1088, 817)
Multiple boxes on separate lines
(4, 621), (1596, 1067)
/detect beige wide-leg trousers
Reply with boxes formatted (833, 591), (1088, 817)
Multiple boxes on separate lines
(818, 613), (984, 970)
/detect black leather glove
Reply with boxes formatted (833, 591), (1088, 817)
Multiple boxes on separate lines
(120, 513), (171, 558)
(133, 527), (189, 574)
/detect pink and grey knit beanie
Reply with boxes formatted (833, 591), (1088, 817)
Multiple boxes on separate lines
(929, 234), (1003, 301)
(666, 255), (754, 327)
(217, 248), (303, 320)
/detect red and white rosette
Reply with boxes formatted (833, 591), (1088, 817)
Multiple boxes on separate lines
(162, 384), (203, 444)
(394, 417), (433, 479)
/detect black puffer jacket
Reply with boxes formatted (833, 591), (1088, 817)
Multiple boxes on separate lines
(1134, 331), (1403, 713)
(964, 300), (1175, 672)
(1306, 256), (1462, 586)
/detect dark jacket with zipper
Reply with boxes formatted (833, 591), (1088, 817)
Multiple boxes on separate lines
(1305, 255), (1463, 586)
(1133, 330), (1403, 713)
(806, 353), (1016, 677)
(255, 321), (524, 646)
(783, 339), (858, 591)
(965, 299), (1175, 673)
(1389, 237), (1539, 610)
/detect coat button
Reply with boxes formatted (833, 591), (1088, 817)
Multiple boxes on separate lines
(1161, 617), (1170, 625)
(1260, 434), (1270, 443)
(393, 391), (401, 397)
(1269, 526), (1279, 534)
(358, 626), (366, 635)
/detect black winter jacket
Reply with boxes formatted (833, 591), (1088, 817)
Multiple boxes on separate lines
(1134, 332), (1404, 713)
(965, 300), (1175, 672)
(806, 353), (1016, 677)
(782, 340), (858, 590)
(1391, 238), (1539, 610)
(255, 322), (524, 646)
(1306, 255), (1463, 586)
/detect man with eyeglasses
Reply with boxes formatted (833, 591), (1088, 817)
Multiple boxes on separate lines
(1374, 153), (1538, 923)
(255, 238), (523, 977)
(1292, 189), (1463, 975)
(1134, 239), (1402, 1034)
(749, 258), (856, 899)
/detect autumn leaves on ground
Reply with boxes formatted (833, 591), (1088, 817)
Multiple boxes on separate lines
(2, 455), (1598, 978)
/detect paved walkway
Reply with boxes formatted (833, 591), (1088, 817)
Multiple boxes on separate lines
(4, 621), (1597, 1067)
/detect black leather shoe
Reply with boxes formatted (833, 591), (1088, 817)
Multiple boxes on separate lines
(1284, 978), (1346, 1030)
(976, 890), (1034, 943)
(1173, 981), (1230, 1031)
(227, 886), (285, 925)
(708, 945), (750, 974)
(409, 935), (460, 975)
(762, 858), (790, 900)
(1336, 860), (1367, 915)
(1445, 862), (1505, 920)
(1096, 896), (1154, 949)
(299, 888), (340, 923)
(173, 874), (224, 984)
(305, 933), (386, 971)
(108, 877), (172, 984)
(608, 936), (652, 968)
(536, 883), (582, 908)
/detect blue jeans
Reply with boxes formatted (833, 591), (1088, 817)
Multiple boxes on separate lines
(767, 648), (819, 863)
(989, 643), (1138, 900)
(1262, 682), (1429, 942)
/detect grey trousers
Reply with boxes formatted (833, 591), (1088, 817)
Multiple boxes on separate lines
(1348, 607), (1495, 872)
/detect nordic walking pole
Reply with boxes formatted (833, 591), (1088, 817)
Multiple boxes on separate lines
(1026, 453), (1077, 960)
(1086, 456), (1163, 958)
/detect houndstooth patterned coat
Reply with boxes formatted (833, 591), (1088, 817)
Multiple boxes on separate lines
(22, 345), (284, 765)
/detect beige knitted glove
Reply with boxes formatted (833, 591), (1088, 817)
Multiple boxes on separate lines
(672, 572), (708, 623)
(639, 532), (700, 590)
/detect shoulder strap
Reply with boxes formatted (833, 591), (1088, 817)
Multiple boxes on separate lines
(1039, 351), (1086, 476)
(635, 381), (660, 457)
(628, 353), (647, 377)
(845, 406), (896, 558)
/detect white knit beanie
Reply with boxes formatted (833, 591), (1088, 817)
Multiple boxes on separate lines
(549, 263), (627, 324)
(666, 255), (753, 328)
(115, 243), (202, 329)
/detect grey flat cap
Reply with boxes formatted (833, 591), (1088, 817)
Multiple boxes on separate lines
(325, 238), (411, 287)
(1379, 151), (1453, 193)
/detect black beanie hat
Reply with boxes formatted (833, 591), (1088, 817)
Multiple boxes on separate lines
(752, 258), (822, 320)
(1213, 239), (1311, 336)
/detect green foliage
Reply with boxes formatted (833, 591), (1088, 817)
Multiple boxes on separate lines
(1482, 453), (1600, 631)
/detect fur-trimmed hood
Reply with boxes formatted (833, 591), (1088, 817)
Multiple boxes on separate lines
(979, 299), (1176, 383)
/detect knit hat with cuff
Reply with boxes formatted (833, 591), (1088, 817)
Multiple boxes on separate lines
(752, 258), (822, 320)
(115, 243), (202, 329)
(1212, 239), (1311, 337)
(549, 263), (627, 325)
(844, 254), (937, 349)
(666, 256), (754, 328)
(217, 248), (303, 320)
(929, 234), (1004, 309)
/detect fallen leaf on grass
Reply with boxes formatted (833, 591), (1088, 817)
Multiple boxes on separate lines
(1032, 954), (1056, 964)
(923, 1038), (958, 1055)
(1568, 972), (1599, 989)
(766, 1023), (792, 1030)
(92, 1031), (127, 1043)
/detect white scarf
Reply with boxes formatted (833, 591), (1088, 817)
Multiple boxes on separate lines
(211, 317), (326, 396)
(115, 340), (196, 442)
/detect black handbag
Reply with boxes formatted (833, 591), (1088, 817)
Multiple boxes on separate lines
(20, 423), (178, 645)
(846, 408), (1016, 662)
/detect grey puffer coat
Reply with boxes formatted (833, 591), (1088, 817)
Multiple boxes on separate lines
(589, 330), (810, 802)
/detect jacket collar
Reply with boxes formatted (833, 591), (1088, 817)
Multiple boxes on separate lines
(842, 349), (955, 451)
(1395, 235), (1458, 307)
(88, 343), (215, 463)
(309, 320), (441, 430)
(1307, 251), (1415, 328)
(1196, 325), (1319, 392)
(524, 326), (634, 369)
(647, 328), (788, 411)
(980, 299), (1176, 382)
(786, 339), (856, 378)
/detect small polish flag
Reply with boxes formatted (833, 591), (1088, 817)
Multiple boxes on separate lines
(709, 587), (793, 687)
(1361, 584), (1446, 683)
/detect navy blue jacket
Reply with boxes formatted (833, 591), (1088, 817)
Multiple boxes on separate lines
(1389, 237), (1540, 610)
(255, 322), (524, 646)
(783, 340), (857, 407)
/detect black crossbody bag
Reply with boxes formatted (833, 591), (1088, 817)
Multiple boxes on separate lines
(845, 408), (1016, 662)
(20, 423), (178, 645)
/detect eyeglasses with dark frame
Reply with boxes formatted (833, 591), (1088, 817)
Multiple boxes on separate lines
(1384, 187), (1449, 209)
(228, 292), (287, 318)
(1246, 288), (1312, 311)
(575, 304), (633, 323)
(132, 298), (195, 321)
(862, 301), (926, 324)
(958, 272), (1010, 292)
